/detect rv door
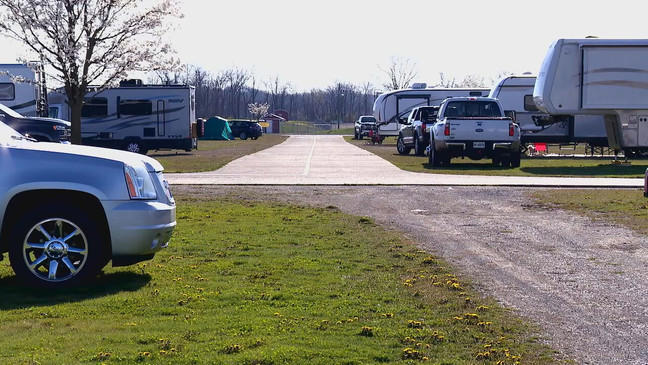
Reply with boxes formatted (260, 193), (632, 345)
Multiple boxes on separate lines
(157, 100), (165, 136)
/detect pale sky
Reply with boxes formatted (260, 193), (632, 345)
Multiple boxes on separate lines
(1, 0), (647, 91)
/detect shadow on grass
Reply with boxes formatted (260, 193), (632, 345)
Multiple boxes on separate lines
(520, 165), (646, 176)
(148, 152), (192, 157)
(0, 271), (151, 310)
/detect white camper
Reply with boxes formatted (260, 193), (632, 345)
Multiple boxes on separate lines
(0, 63), (47, 117)
(534, 38), (648, 155)
(48, 81), (197, 154)
(490, 75), (607, 145)
(372, 85), (490, 136)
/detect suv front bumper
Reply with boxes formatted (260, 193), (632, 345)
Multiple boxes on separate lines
(103, 199), (176, 266)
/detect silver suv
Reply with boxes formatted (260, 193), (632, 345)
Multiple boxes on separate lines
(0, 121), (176, 288)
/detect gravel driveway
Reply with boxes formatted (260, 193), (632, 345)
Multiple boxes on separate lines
(174, 185), (648, 364)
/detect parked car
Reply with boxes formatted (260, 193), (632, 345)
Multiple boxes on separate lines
(0, 103), (71, 142)
(354, 115), (376, 140)
(396, 106), (439, 156)
(228, 120), (262, 140)
(0, 121), (176, 288)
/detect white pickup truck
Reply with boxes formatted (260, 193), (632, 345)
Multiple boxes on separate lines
(428, 97), (521, 167)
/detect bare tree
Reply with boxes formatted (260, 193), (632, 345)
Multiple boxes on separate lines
(380, 57), (418, 91)
(436, 72), (457, 88)
(0, 0), (180, 144)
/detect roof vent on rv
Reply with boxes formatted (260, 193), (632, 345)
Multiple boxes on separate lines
(119, 79), (143, 87)
(411, 83), (427, 89)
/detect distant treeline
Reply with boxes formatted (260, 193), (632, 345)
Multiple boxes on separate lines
(151, 66), (378, 122)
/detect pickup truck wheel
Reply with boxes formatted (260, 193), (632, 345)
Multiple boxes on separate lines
(428, 140), (441, 167)
(8, 204), (108, 288)
(492, 156), (500, 166)
(414, 135), (425, 156)
(397, 136), (411, 155)
(354, 130), (358, 140)
(510, 152), (521, 168)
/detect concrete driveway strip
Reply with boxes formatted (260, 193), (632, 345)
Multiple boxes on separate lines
(166, 135), (643, 187)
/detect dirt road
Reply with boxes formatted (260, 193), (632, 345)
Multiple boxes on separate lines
(174, 185), (648, 364)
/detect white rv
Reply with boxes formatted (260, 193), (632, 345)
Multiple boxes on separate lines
(373, 85), (490, 136)
(490, 75), (607, 145)
(49, 81), (197, 154)
(534, 38), (648, 155)
(0, 63), (47, 117)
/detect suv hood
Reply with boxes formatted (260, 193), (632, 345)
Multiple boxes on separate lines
(15, 140), (163, 172)
(25, 117), (71, 126)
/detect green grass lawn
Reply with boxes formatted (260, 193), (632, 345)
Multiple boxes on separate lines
(149, 134), (287, 173)
(346, 136), (648, 178)
(533, 189), (648, 235)
(0, 194), (558, 364)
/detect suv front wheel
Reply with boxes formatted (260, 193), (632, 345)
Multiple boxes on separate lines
(8, 204), (108, 288)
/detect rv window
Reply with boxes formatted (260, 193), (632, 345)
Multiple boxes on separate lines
(82, 97), (108, 117)
(523, 95), (539, 112)
(0, 83), (15, 100)
(120, 99), (153, 116)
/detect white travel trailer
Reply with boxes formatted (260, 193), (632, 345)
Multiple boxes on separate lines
(49, 81), (197, 154)
(0, 63), (47, 117)
(490, 75), (607, 145)
(534, 38), (648, 155)
(372, 85), (490, 136)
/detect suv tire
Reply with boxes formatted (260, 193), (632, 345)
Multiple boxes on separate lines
(8, 203), (108, 288)
(240, 132), (248, 140)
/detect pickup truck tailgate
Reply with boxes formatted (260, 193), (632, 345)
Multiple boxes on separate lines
(446, 117), (513, 141)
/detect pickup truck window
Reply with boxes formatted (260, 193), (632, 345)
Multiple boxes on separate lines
(445, 101), (501, 118)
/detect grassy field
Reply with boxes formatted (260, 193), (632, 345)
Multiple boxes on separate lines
(346, 136), (648, 178)
(0, 194), (558, 364)
(149, 135), (287, 173)
(533, 189), (648, 235)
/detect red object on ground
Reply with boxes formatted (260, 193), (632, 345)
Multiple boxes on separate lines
(535, 143), (547, 153)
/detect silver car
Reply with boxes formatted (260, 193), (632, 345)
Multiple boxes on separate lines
(0, 121), (176, 288)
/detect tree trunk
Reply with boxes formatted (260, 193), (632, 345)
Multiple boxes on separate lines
(69, 99), (84, 145)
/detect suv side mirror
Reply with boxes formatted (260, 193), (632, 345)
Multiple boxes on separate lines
(504, 110), (516, 123)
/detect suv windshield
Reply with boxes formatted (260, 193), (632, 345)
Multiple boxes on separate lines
(445, 101), (501, 118)
(0, 103), (24, 119)
(360, 116), (376, 123)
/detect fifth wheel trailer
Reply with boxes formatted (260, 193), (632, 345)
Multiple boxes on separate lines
(533, 38), (648, 155)
(372, 86), (490, 136)
(490, 75), (607, 145)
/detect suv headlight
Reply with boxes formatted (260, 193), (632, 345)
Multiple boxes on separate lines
(124, 164), (157, 200)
